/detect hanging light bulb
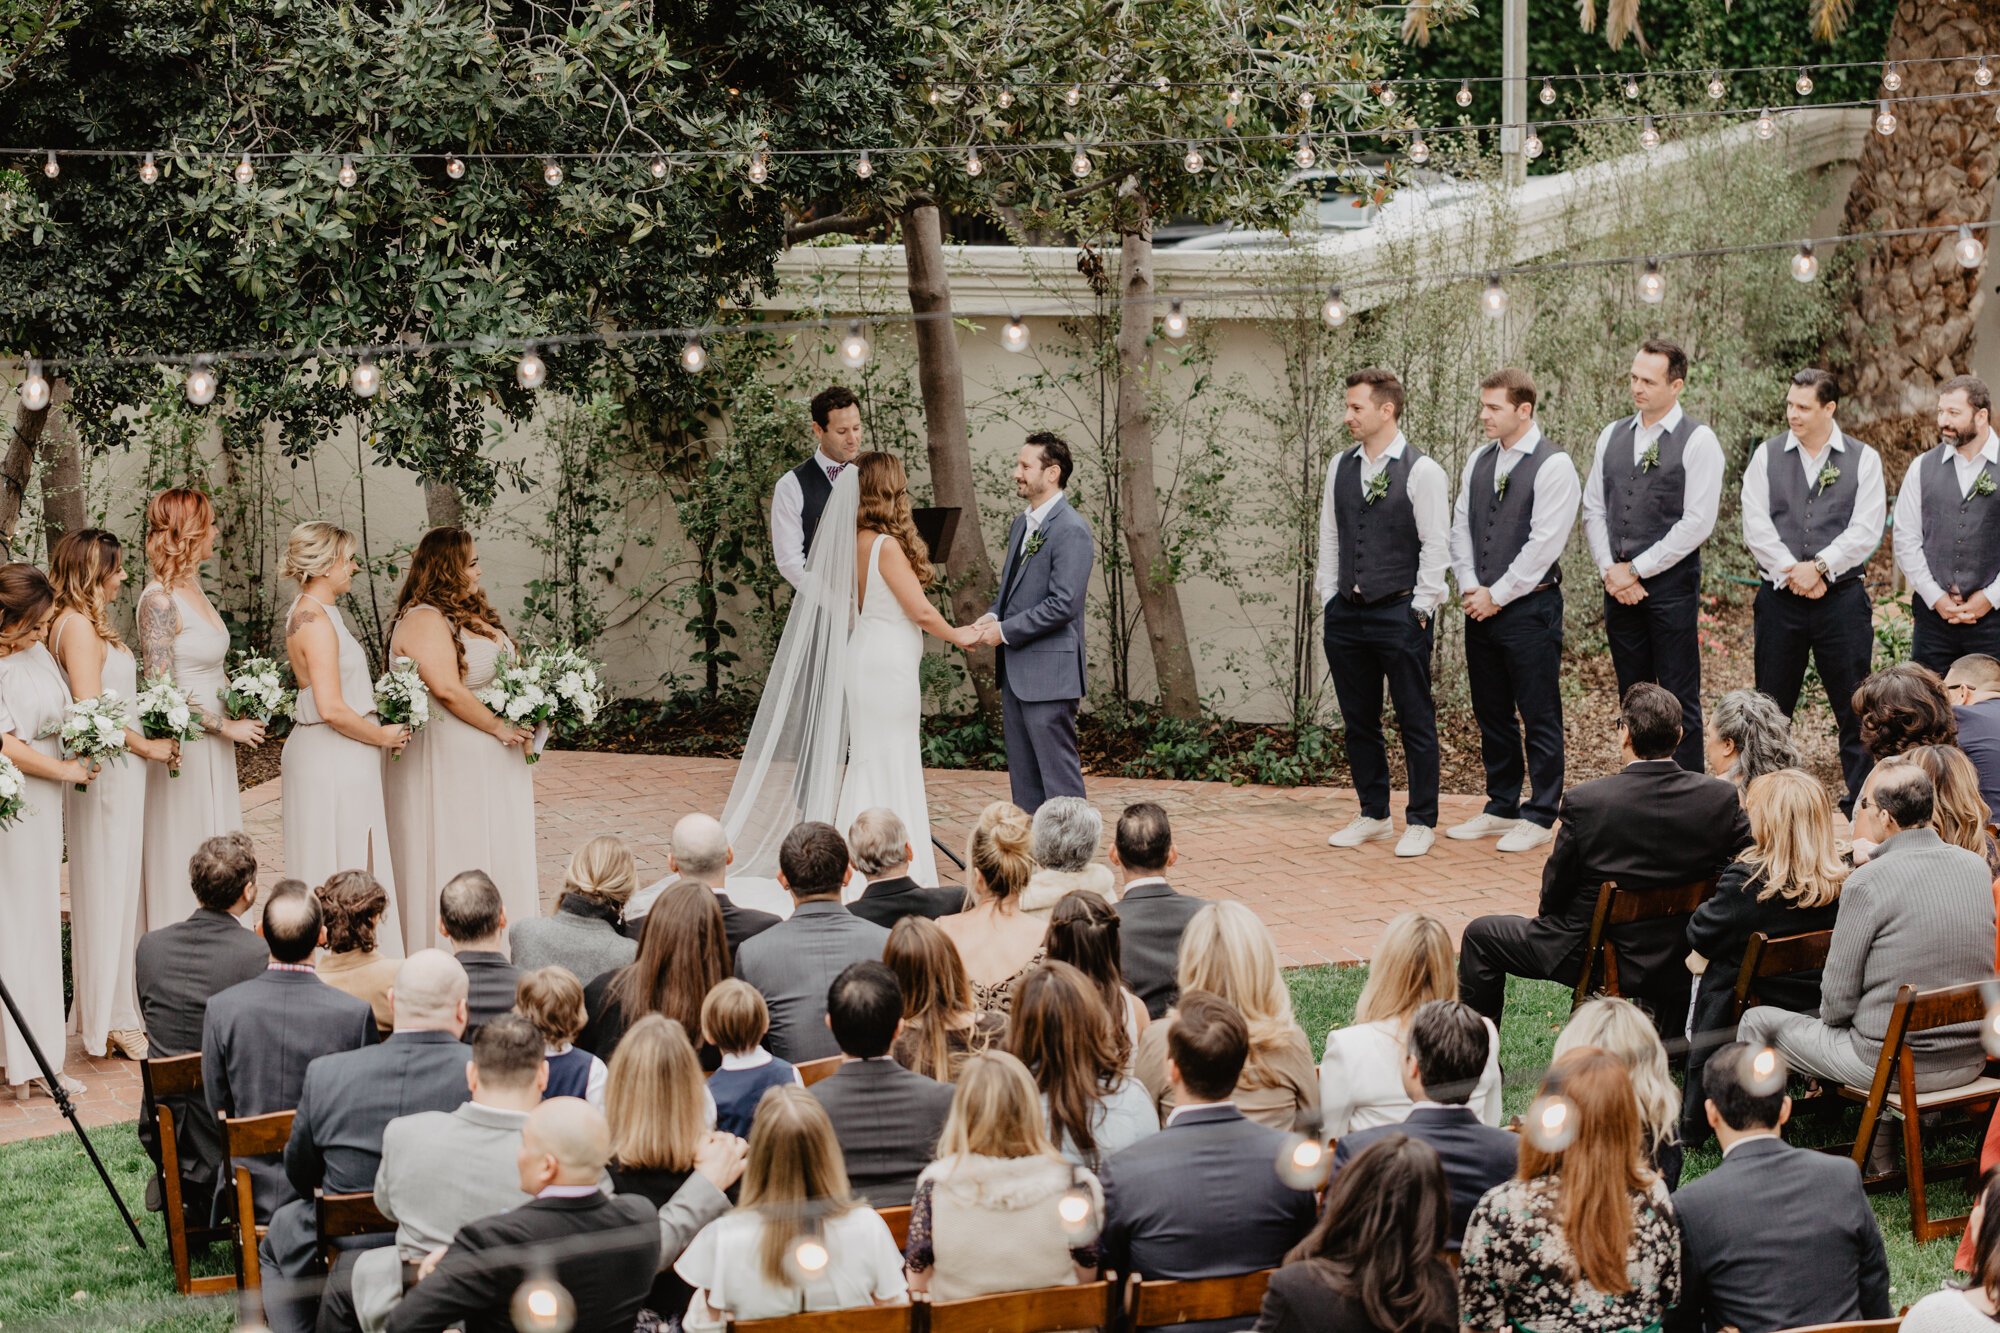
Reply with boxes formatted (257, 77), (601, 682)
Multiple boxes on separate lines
(1707, 73), (1726, 100)
(138, 152), (160, 185)
(1622, 76), (1640, 100)
(854, 149), (874, 179)
(790, 1234), (831, 1278)
(1065, 83), (1082, 108)
(337, 155), (357, 189)
(1056, 1178), (1100, 1243)
(350, 357), (381, 400)
(233, 153), (255, 185)
(838, 320), (871, 369)
(1790, 242), (1819, 283)
(1408, 132), (1429, 165)
(1226, 84), (1244, 107)
(679, 337), (708, 373)
(1182, 143), (1205, 173)
(1754, 108), (1777, 140)
(1298, 88), (1315, 110)
(1480, 273), (1509, 319)
(926, 86), (942, 106)
(1979, 58), (1995, 89)
(1982, 999), (2000, 1058)
(1795, 68), (1814, 96)
(1957, 224), (1987, 269)
(1538, 78), (1556, 106)
(510, 1273), (576, 1333)
(19, 361), (50, 412)
(1522, 128), (1544, 160)
(1293, 135), (1315, 169)
(1525, 1094), (1577, 1151)
(1070, 147), (1092, 178)
(1875, 100), (1897, 136)
(542, 158), (563, 186)
(1638, 115), (1660, 150)
(1001, 315), (1030, 353)
(1153, 75), (1171, 94)
(1321, 286), (1348, 328)
(649, 154), (668, 179)
(747, 150), (770, 184)
(1274, 1131), (1331, 1189)
(1455, 80), (1473, 108)
(184, 362), (219, 407)
(1743, 1045), (1788, 1097)
(445, 153), (466, 180)
(1378, 84), (1397, 107)
(1882, 62), (1903, 93)
(41, 150), (58, 179)
(1162, 299), (1189, 339)
(964, 146), (982, 177)
(516, 344), (547, 390)
(997, 87), (1015, 109)
(1637, 257), (1665, 304)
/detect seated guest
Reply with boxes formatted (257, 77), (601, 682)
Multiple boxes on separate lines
(808, 961), (954, 1207)
(1321, 912), (1501, 1136)
(703, 980), (800, 1139)
(626, 812), (778, 959)
(202, 883), (373, 1222)
(1945, 653), (2000, 824)
(1557, 998), (1684, 1188)
(1704, 689), (1802, 796)
(1046, 889), (1148, 1057)
(1109, 802), (1205, 1018)
(1683, 769), (1846, 1147)
(1023, 796), (1116, 908)
(1459, 683), (1748, 1033)
(314, 871), (400, 1033)
(845, 808), (965, 928)
(1010, 962), (1158, 1169)
(886, 915), (1006, 1081)
(584, 881), (728, 1064)
(514, 967), (607, 1110)
(906, 1050), (1102, 1299)
(1328, 1000), (1515, 1249)
(736, 822), (889, 1062)
(1135, 902), (1317, 1129)
(511, 834), (639, 980)
(435, 870), (519, 1034)
(936, 802), (1048, 1015)
(1668, 1042), (1889, 1333)
(1906, 743), (2000, 874)
(1101, 992), (1318, 1333)
(1906, 1169), (2000, 1333)
(1459, 1050), (1681, 1333)
(1255, 1134), (1458, 1333)
(1854, 661), (1957, 759)
(676, 1086), (907, 1329)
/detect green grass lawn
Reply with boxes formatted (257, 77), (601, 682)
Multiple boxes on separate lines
(0, 966), (1971, 1330)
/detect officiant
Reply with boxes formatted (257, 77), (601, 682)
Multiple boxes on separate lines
(771, 384), (865, 589)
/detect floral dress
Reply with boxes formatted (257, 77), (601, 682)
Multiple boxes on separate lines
(1459, 1174), (1680, 1333)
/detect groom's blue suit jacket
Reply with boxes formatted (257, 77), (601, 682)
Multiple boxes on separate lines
(989, 495), (1092, 703)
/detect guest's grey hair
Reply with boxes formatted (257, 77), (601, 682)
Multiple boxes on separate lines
(1708, 689), (1800, 789)
(1031, 797), (1103, 874)
(848, 808), (912, 877)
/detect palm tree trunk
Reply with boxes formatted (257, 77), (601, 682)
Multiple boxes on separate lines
(38, 385), (85, 545)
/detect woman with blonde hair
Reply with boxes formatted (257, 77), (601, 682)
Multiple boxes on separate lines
(937, 801), (1049, 1014)
(606, 1014), (719, 1321)
(905, 1050), (1103, 1299)
(138, 488), (263, 925)
(1555, 998), (1684, 1188)
(384, 526), (536, 949)
(1135, 901), (1318, 1128)
(886, 915), (1006, 1081)
(511, 833), (638, 982)
(280, 521), (409, 950)
(312, 872), (398, 1031)
(675, 1085), (907, 1328)
(1318, 912), (1501, 1136)
(583, 880), (728, 1064)
(1907, 744), (2000, 874)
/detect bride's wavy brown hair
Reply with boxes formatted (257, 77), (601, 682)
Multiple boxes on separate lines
(855, 452), (933, 585)
(389, 527), (508, 678)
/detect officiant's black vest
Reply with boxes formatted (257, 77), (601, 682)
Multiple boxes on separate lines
(1468, 439), (1564, 589)
(1919, 443), (2000, 597)
(1761, 433), (1865, 584)
(1332, 445), (1421, 603)
(1602, 412), (1704, 571)
(793, 458), (834, 562)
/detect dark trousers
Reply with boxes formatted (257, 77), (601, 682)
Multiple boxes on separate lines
(1464, 585), (1566, 828)
(1753, 578), (1874, 812)
(1324, 593), (1439, 827)
(1458, 907), (1685, 1038)
(996, 655), (1084, 815)
(1604, 560), (1704, 772)
(1912, 597), (2000, 674)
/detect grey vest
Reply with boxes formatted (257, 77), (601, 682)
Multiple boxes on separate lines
(1333, 445), (1421, 602)
(1919, 444), (2000, 598)
(1468, 439), (1565, 589)
(792, 457), (835, 561)
(1602, 413), (1704, 572)
(1762, 434), (1865, 584)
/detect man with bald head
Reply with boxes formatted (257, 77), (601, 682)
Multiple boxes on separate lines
(624, 813), (779, 961)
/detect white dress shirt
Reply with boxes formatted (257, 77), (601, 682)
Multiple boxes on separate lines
(1446, 425), (1583, 606)
(1739, 426), (1886, 588)
(1580, 402), (1725, 577)
(1893, 428), (2000, 609)
(996, 491), (1070, 644)
(770, 449), (848, 590)
(1313, 432), (1452, 614)
(1316, 1016), (1503, 1138)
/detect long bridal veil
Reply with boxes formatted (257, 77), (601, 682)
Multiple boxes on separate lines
(719, 467), (860, 882)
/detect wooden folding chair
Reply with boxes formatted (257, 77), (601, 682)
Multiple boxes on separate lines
(224, 1109), (296, 1289)
(796, 1055), (845, 1087)
(928, 1279), (1118, 1333)
(142, 1054), (235, 1296)
(316, 1190), (394, 1268)
(877, 1205), (913, 1249)
(729, 1304), (916, 1333)
(1731, 929), (1836, 1025)
(1573, 877), (1719, 1010)
(1128, 1269), (1274, 1330)
(1768, 1321), (1903, 1333)
(1837, 981), (2000, 1242)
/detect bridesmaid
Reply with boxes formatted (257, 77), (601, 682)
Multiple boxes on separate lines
(0, 564), (96, 1098)
(48, 530), (179, 1060)
(138, 489), (264, 926)
(280, 522), (409, 955)
(385, 527), (535, 951)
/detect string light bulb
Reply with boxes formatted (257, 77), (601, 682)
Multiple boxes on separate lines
(1882, 62), (1903, 93)
(1298, 88), (1314, 110)
(1790, 241), (1818, 283)
(510, 1273), (576, 1333)
(1980, 58), (1995, 89)
(1182, 143), (1205, 173)
(1057, 1177), (1100, 1243)
(337, 155), (357, 189)
(1982, 999), (2000, 1058)
(350, 357), (381, 399)
(1637, 257), (1665, 304)
(233, 153), (255, 185)
(19, 361), (50, 412)
(1525, 1094), (1577, 1151)
(1153, 75), (1171, 94)
(1065, 83), (1082, 108)
(927, 87), (942, 106)
(1293, 135), (1315, 169)
(649, 155), (668, 179)
(1377, 84), (1397, 107)
(1622, 76), (1640, 99)
(516, 345), (547, 390)
(1875, 100), (1897, 136)
(1455, 81), (1473, 107)
(963, 146), (982, 177)
(997, 87), (1014, 109)
(1743, 1045), (1788, 1097)
(1001, 315), (1030, 353)
(1639, 115), (1660, 150)
(791, 1235), (830, 1277)
(1480, 273), (1509, 319)
(1408, 132), (1429, 165)
(1275, 1132), (1331, 1190)
(1522, 128), (1544, 160)
(138, 152), (159, 185)
(41, 150), (57, 179)
(1707, 73), (1726, 99)
(855, 150), (873, 179)
(184, 362), (218, 407)
(445, 153), (465, 180)
(1070, 147), (1092, 178)
(747, 150), (769, 184)
(1538, 78), (1556, 106)
(679, 338), (708, 374)
(1321, 286), (1348, 328)
(1754, 109), (1777, 140)
(838, 320), (871, 369)
(1162, 299), (1189, 339)
(1226, 84), (1243, 107)
(542, 158), (563, 186)
(1795, 68), (1814, 96)
(1957, 224), (1987, 269)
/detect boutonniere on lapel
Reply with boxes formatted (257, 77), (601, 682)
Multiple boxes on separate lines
(1363, 469), (1392, 505)
(1022, 529), (1048, 561)
(1493, 471), (1510, 501)
(1975, 471), (1998, 500)
(1815, 462), (1841, 494)
(1639, 441), (1661, 472)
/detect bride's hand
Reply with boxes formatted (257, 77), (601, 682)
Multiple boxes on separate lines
(952, 624), (984, 650)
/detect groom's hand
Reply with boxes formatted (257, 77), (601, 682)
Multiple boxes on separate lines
(977, 621), (1005, 648)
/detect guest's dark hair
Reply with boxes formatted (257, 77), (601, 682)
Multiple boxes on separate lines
(1961, 1167), (2000, 1307)
(189, 831), (258, 912)
(1166, 990), (1249, 1103)
(316, 870), (387, 954)
(1008, 962), (1126, 1167)
(779, 822), (849, 897)
(1619, 683), (1682, 760)
(828, 961), (902, 1058)
(1704, 1042), (1787, 1132)
(438, 870), (504, 942)
(1790, 368), (1839, 405)
(1115, 802), (1173, 872)
(1638, 337), (1688, 384)
(1870, 756), (1936, 830)
(1045, 891), (1135, 1067)
(1025, 430), (1074, 489)
(472, 1014), (547, 1090)
(1284, 1134), (1457, 1333)
(1853, 663), (1957, 759)
(611, 882), (729, 1036)
(810, 384), (859, 429)
(1942, 374), (1993, 417)
(1406, 1000), (1488, 1106)
(262, 883), (322, 964)
(884, 916), (987, 1080)
(1345, 367), (1405, 419)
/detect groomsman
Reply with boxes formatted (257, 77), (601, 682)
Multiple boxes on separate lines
(1740, 369), (1885, 812)
(1445, 369), (1580, 854)
(768, 384), (864, 590)
(1318, 367), (1450, 859)
(1892, 375), (2000, 672)
(1581, 338), (1722, 773)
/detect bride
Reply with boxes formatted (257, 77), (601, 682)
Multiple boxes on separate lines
(721, 452), (980, 894)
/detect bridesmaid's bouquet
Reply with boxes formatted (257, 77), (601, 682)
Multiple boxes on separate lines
(540, 646), (605, 732)
(135, 672), (203, 778)
(46, 691), (131, 791)
(223, 654), (296, 725)
(373, 656), (430, 761)
(474, 653), (556, 764)
(0, 752), (25, 827)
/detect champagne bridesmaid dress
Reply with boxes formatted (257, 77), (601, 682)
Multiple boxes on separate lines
(282, 594), (404, 956)
(384, 609), (538, 951)
(138, 584), (242, 928)
(0, 643), (73, 1088)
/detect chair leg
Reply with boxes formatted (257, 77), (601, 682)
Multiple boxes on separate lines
(1904, 1101), (1930, 1243)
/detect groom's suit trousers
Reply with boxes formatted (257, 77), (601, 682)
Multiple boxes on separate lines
(997, 653), (1085, 814)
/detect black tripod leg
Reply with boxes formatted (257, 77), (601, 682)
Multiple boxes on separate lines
(931, 833), (966, 872)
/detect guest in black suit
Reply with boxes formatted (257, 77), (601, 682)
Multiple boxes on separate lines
(808, 961), (954, 1207)
(201, 884), (373, 1224)
(846, 808), (966, 929)
(1328, 1000), (1517, 1249)
(623, 813), (779, 962)
(437, 871), (519, 1035)
(1101, 991), (1318, 1333)
(1668, 1042), (1889, 1333)
(1459, 683), (1749, 1032)
(133, 832), (270, 1224)
(1109, 803), (1205, 1018)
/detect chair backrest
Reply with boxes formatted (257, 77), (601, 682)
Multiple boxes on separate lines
(797, 1055), (845, 1087)
(728, 1305), (914, 1333)
(1734, 929), (1836, 1018)
(317, 1190), (394, 1252)
(1604, 877), (1718, 925)
(877, 1206), (912, 1249)
(143, 1052), (204, 1101)
(224, 1110), (297, 1161)
(1767, 1320), (1903, 1333)
(929, 1279), (1117, 1333)
(1890, 981), (1995, 1043)
(1129, 1270), (1275, 1329)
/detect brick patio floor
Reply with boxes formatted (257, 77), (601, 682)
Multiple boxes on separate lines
(3, 752), (1547, 1145)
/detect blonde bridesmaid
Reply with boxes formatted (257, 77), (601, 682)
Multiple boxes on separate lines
(280, 522), (409, 955)
(138, 489), (264, 926)
(48, 530), (178, 1060)
(0, 564), (96, 1098)
(385, 527), (536, 951)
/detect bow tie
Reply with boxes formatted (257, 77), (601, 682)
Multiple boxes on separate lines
(826, 462), (847, 481)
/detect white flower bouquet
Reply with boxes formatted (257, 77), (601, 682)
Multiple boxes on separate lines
(46, 690), (131, 791)
(0, 751), (26, 828)
(474, 652), (556, 764)
(135, 672), (203, 778)
(539, 646), (604, 733)
(373, 656), (430, 760)
(223, 654), (296, 725)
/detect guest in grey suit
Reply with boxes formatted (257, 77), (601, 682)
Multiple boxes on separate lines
(809, 961), (954, 1207)
(510, 835), (638, 983)
(202, 885), (373, 1224)
(1109, 803), (1205, 1019)
(435, 871), (520, 1036)
(735, 823), (888, 1064)
(974, 432), (1093, 813)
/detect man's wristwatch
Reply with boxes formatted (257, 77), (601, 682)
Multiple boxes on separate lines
(1812, 557), (1831, 580)
(1415, 609), (1431, 630)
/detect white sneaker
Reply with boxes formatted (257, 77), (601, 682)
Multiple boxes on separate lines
(1328, 816), (1394, 848)
(1497, 822), (1555, 853)
(1446, 812), (1519, 841)
(1395, 825), (1436, 858)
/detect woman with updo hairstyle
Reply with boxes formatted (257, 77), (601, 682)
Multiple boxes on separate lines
(49, 530), (176, 1060)
(1853, 662), (1957, 760)
(937, 801), (1049, 1015)
(313, 871), (398, 1031)
(0, 563), (94, 1097)
(138, 487), (261, 925)
(384, 526), (536, 949)
(281, 521), (409, 953)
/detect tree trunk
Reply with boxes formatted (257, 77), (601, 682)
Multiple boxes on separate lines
(1834, 0), (2000, 418)
(1114, 201), (1202, 719)
(901, 203), (1004, 723)
(39, 393), (86, 546)
(424, 480), (465, 528)
(0, 378), (64, 553)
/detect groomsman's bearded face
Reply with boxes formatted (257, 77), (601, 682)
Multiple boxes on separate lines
(1939, 389), (1988, 449)
(814, 405), (864, 464)
(1014, 444), (1061, 505)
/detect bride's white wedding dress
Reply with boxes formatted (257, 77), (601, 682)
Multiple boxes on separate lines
(834, 535), (938, 886)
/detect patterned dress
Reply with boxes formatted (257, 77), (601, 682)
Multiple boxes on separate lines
(1459, 1174), (1680, 1333)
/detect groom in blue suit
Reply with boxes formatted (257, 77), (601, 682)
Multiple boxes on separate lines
(976, 432), (1094, 812)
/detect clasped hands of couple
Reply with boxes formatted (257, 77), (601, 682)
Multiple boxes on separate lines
(946, 614), (1007, 651)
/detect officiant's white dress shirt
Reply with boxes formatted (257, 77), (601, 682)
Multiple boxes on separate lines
(770, 449), (847, 590)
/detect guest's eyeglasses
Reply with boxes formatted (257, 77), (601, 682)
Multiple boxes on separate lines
(1856, 795), (1877, 811)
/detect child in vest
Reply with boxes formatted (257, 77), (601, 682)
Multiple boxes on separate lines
(702, 978), (801, 1137)
(515, 967), (607, 1112)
